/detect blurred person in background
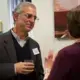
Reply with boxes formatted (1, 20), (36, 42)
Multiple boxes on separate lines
(47, 5), (80, 80)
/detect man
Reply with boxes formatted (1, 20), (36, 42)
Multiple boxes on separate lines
(0, 2), (44, 80)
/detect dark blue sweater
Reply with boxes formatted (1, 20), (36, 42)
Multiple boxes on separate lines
(12, 35), (37, 80)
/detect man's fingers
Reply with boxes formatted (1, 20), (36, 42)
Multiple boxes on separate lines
(23, 66), (34, 70)
(23, 69), (34, 72)
(21, 69), (34, 74)
(24, 62), (34, 66)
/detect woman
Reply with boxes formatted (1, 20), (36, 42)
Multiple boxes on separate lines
(47, 5), (80, 80)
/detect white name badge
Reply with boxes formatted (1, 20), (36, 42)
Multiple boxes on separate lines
(32, 48), (39, 55)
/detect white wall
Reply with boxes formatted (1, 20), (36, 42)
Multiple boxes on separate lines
(32, 0), (54, 61)
(0, 0), (10, 32)
(58, 0), (78, 9)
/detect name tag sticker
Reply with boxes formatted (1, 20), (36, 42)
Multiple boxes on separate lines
(32, 48), (39, 55)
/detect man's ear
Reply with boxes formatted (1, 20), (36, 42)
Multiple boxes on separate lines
(13, 12), (19, 22)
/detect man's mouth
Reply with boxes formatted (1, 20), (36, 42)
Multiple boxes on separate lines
(26, 24), (31, 27)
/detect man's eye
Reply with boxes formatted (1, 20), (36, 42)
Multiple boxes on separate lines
(27, 14), (32, 18)
(24, 14), (37, 20)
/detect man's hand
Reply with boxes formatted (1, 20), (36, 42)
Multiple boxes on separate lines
(14, 62), (34, 74)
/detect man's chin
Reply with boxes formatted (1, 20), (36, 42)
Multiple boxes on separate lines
(25, 27), (31, 32)
(26, 28), (32, 32)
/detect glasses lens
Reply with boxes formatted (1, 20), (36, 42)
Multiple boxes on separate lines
(25, 13), (38, 20)
(27, 14), (32, 18)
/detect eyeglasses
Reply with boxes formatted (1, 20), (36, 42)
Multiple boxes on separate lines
(24, 13), (39, 21)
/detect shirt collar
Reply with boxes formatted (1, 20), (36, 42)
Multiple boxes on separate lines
(11, 29), (29, 41)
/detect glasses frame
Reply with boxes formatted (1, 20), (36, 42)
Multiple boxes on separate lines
(23, 13), (39, 21)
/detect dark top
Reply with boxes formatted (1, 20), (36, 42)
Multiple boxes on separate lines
(0, 30), (44, 80)
(12, 35), (37, 80)
(12, 35), (31, 62)
(48, 42), (80, 80)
